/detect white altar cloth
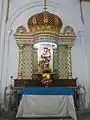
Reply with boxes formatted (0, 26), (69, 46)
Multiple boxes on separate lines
(16, 95), (77, 120)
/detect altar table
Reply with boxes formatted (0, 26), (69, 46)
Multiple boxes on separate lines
(16, 87), (77, 120)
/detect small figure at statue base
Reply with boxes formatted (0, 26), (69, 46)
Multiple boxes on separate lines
(38, 56), (51, 74)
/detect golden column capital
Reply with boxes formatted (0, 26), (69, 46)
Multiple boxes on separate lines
(67, 44), (72, 48)
(18, 44), (24, 48)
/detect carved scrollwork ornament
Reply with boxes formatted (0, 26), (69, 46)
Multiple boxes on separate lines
(63, 26), (75, 36)
(16, 26), (27, 33)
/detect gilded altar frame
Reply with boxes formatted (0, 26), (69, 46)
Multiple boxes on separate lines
(14, 25), (76, 80)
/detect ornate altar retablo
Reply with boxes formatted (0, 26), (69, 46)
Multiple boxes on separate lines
(14, 2), (76, 87)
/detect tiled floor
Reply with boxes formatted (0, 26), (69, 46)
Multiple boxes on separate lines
(0, 109), (90, 120)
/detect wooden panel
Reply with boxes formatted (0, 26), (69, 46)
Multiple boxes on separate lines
(14, 79), (76, 87)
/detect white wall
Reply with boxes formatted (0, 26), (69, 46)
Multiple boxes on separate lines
(82, 2), (90, 107)
(0, 0), (90, 107)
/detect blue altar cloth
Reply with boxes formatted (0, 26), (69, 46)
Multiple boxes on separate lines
(22, 87), (74, 95)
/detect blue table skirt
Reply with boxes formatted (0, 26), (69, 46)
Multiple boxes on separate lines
(22, 87), (74, 95)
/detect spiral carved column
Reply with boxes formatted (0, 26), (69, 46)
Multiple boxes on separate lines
(58, 45), (63, 79)
(29, 44), (33, 79)
(18, 45), (24, 79)
(67, 45), (72, 79)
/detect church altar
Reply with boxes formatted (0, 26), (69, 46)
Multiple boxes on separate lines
(13, 0), (77, 119)
(16, 87), (77, 120)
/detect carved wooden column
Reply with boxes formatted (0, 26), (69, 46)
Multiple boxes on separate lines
(67, 45), (72, 79)
(18, 45), (24, 79)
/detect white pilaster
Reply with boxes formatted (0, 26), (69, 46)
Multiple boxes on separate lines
(0, 0), (11, 103)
